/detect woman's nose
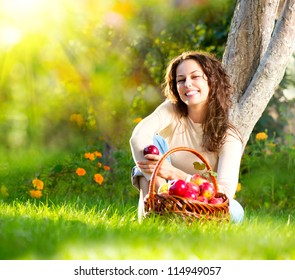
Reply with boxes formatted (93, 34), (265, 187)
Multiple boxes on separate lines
(185, 78), (192, 88)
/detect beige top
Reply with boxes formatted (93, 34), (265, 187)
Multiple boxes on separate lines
(130, 100), (243, 198)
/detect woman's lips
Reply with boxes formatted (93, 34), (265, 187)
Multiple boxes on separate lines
(185, 90), (199, 97)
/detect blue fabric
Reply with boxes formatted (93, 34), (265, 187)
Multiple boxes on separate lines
(152, 134), (171, 162)
(229, 198), (244, 223)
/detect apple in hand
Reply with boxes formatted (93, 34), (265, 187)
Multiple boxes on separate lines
(200, 182), (216, 200)
(168, 179), (188, 196)
(143, 145), (160, 155)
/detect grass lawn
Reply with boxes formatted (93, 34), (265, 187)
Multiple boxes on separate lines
(0, 199), (294, 260)
(0, 142), (294, 261)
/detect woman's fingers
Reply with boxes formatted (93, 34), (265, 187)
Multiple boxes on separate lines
(144, 154), (161, 161)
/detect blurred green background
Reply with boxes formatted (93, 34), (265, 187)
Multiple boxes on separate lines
(0, 0), (293, 151)
(0, 0), (294, 206)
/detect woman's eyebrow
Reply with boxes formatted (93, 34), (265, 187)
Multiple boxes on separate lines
(177, 70), (203, 77)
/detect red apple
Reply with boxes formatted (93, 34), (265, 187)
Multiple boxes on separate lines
(143, 145), (160, 155)
(168, 179), (188, 196)
(196, 195), (208, 203)
(186, 182), (200, 196)
(190, 174), (208, 186)
(208, 197), (224, 204)
(200, 182), (216, 200)
(183, 189), (198, 200)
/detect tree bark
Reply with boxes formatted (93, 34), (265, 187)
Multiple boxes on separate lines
(222, 0), (295, 145)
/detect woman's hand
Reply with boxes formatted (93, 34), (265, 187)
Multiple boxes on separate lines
(137, 154), (187, 181)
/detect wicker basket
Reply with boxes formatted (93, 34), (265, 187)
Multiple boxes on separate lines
(144, 147), (229, 222)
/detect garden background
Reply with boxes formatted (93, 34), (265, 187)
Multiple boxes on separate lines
(0, 0), (294, 260)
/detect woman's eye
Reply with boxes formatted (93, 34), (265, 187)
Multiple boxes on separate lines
(177, 79), (185, 83)
(192, 75), (202, 79)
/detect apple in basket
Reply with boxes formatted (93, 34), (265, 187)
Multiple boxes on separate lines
(185, 182), (200, 197)
(200, 181), (216, 200)
(196, 195), (208, 203)
(143, 145), (160, 155)
(182, 188), (198, 200)
(168, 179), (188, 196)
(158, 182), (170, 195)
(208, 197), (224, 204)
(190, 174), (209, 186)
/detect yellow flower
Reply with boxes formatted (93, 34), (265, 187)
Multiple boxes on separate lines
(29, 189), (42, 198)
(94, 174), (104, 185)
(32, 178), (44, 190)
(133, 117), (142, 124)
(84, 152), (95, 161)
(236, 183), (242, 192)
(97, 162), (102, 168)
(256, 132), (268, 141)
(0, 185), (9, 197)
(76, 168), (86, 176)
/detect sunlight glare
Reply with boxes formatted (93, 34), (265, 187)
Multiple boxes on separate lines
(0, 26), (22, 47)
(0, 0), (62, 33)
(1, 0), (49, 17)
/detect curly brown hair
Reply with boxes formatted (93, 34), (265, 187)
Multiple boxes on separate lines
(162, 50), (238, 152)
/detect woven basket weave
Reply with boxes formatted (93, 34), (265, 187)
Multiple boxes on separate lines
(144, 147), (229, 222)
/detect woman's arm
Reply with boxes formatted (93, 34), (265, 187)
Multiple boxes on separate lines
(130, 101), (177, 181)
(216, 132), (243, 198)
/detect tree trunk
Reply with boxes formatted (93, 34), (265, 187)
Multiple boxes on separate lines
(222, 0), (295, 146)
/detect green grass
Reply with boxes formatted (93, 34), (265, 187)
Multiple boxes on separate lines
(0, 199), (294, 260)
(0, 141), (294, 260)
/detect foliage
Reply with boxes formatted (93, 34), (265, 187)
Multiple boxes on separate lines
(0, 141), (137, 204)
(238, 131), (295, 211)
(0, 0), (293, 152)
(253, 69), (295, 137)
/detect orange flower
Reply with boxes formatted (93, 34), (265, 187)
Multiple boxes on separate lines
(133, 117), (142, 124)
(94, 151), (102, 158)
(70, 113), (84, 127)
(84, 152), (95, 160)
(94, 174), (104, 185)
(29, 189), (42, 198)
(97, 162), (102, 168)
(255, 132), (268, 141)
(103, 165), (110, 171)
(32, 178), (44, 190)
(76, 168), (86, 176)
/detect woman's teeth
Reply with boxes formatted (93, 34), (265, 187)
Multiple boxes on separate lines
(185, 90), (198, 96)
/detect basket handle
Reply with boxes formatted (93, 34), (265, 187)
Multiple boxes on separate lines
(148, 147), (218, 200)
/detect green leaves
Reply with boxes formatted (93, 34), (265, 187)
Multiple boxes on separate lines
(193, 161), (206, 170)
(193, 161), (217, 179)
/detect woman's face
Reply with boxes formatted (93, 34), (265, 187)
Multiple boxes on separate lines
(176, 59), (210, 108)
